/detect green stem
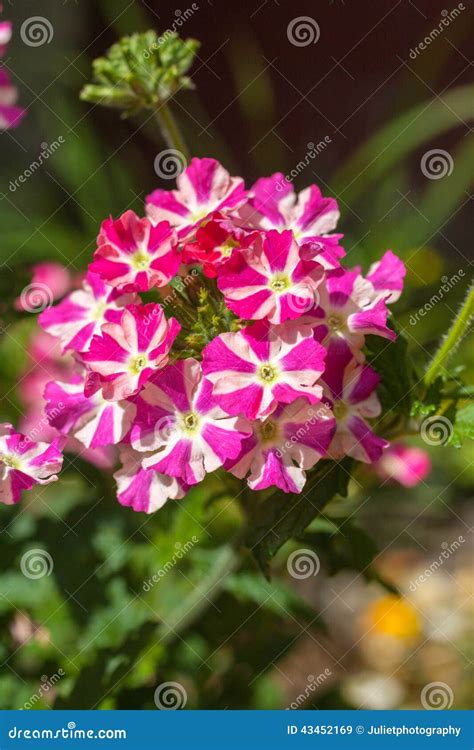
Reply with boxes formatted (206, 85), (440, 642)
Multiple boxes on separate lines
(424, 283), (474, 388)
(154, 102), (190, 161)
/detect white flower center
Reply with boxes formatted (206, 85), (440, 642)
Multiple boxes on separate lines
(129, 354), (148, 375)
(333, 400), (348, 420)
(0, 453), (20, 470)
(269, 273), (291, 294)
(131, 249), (151, 271)
(327, 313), (345, 332)
(258, 419), (280, 445)
(258, 363), (279, 385)
(180, 411), (201, 435)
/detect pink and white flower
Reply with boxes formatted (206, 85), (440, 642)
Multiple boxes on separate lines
(44, 373), (136, 449)
(365, 250), (406, 304)
(39, 271), (137, 354)
(237, 173), (343, 268)
(114, 448), (189, 513)
(82, 303), (180, 400)
(146, 157), (246, 237)
(90, 211), (180, 292)
(182, 215), (244, 278)
(15, 262), (72, 312)
(0, 68), (25, 130)
(306, 267), (396, 351)
(0, 20), (12, 56)
(373, 443), (431, 487)
(0, 424), (63, 505)
(227, 399), (336, 493)
(217, 229), (324, 324)
(202, 320), (326, 420)
(131, 358), (251, 485)
(322, 352), (388, 463)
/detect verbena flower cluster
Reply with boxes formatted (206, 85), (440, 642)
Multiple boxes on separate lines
(1, 158), (407, 511)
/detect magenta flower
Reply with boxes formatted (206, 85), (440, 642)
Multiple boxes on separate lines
(366, 250), (406, 304)
(307, 267), (396, 352)
(44, 373), (136, 449)
(202, 320), (326, 420)
(373, 443), (431, 487)
(90, 210), (180, 293)
(15, 262), (72, 312)
(182, 215), (244, 278)
(0, 21), (12, 56)
(130, 358), (251, 485)
(322, 349), (388, 463)
(0, 424), (63, 505)
(217, 229), (324, 324)
(114, 448), (189, 513)
(146, 157), (246, 238)
(39, 271), (137, 354)
(0, 69), (25, 130)
(227, 399), (336, 494)
(82, 303), (180, 400)
(237, 173), (344, 268)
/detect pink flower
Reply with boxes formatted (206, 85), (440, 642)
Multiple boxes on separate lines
(237, 173), (344, 268)
(322, 349), (388, 463)
(373, 443), (431, 487)
(0, 69), (25, 130)
(15, 263), (72, 312)
(182, 215), (244, 278)
(0, 424), (63, 505)
(90, 211), (180, 293)
(114, 448), (188, 513)
(39, 271), (137, 353)
(202, 320), (326, 420)
(131, 358), (251, 485)
(146, 157), (246, 238)
(0, 21), (12, 56)
(307, 267), (396, 351)
(217, 229), (324, 324)
(366, 250), (406, 304)
(82, 303), (180, 400)
(227, 399), (336, 493)
(44, 373), (136, 449)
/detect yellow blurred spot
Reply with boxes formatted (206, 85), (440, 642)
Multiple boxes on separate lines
(363, 595), (421, 641)
(406, 248), (444, 287)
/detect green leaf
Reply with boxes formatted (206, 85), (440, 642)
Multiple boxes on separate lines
(365, 328), (414, 415)
(449, 402), (474, 448)
(223, 572), (315, 619)
(245, 460), (352, 576)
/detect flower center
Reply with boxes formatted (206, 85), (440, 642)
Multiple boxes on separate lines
(258, 419), (279, 444)
(0, 453), (19, 470)
(181, 411), (200, 435)
(131, 249), (151, 271)
(258, 363), (278, 384)
(332, 400), (348, 420)
(92, 300), (106, 322)
(269, 273), (291, 294)
(327, 313), (344, 332)
(219, 238), (239, 257)
(129, 354), (148, 375)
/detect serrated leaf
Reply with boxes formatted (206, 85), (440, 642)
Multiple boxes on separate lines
(449, 402), (474, 448)
(366, 327), (414, 415)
